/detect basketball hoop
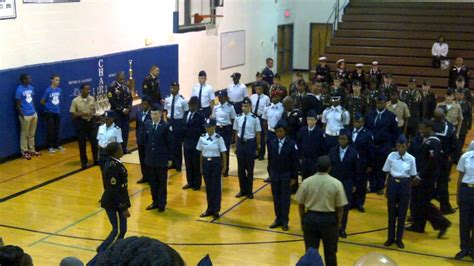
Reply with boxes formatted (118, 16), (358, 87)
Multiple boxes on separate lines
(194, 13), (223, 36)
(193, 13), (223, 24)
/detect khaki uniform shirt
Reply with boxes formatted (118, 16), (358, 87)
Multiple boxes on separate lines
(70, 95), (95, 121)
(437, 102), (463, 126)
(295, 173), (348, 212)
(386, 101), (410, 128)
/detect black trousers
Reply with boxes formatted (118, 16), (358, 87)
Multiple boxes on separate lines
(387, 177), (411, 241)
(411, 183), (450, 231)
(115, 112), (130, 153)
(202, 157), (222, 213)
(216, 125), (232, 175)
(455, 132), (468, 162)
(301, 157), (318, 180)
(97, 208), (127, 252)
(148, 167), (168, 209)
(137, 145), (150, 182)
(236, 138), (256, 196)
(45, 112), (60, 149)
(170, 119), (185, 170)
(436, 156), (453, 211)
(75, 118), (98, 165)
(271, 178), (291, 226)
(432, 55), (446, 68)
(184, 146), (201, 189)
(459, 184), (474, 253)
(303, 211), (339, 266)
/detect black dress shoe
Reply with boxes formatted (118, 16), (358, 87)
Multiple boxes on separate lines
(137, 178), (148, 184)
(192, 187), (200, 191)
(213, 212), (220, 219)
(282, 225), (289, 231)
(269, 223), (281, 229)
(357, 206), (366, 213)
(405, 226), (424, 233)
(93, 161), (99, 166)
(376, 190), (384, 195)
(223, 173), (229, 177)
(123, 150), (131, 154)
(81, 164), (88, 169)
(437, 223), (451, 239)
(175, 167), (182, 172)
(339, 231), (347, 238)
(455, 250), (470, 260)
(247, 194), (254, 199)
(157, 207), (165, 213)
(235, 192), (245, 198)
(146, 204), (158, 210)
(383, 239), (394, 247)
(396, 240), (405, 249)
(441, 208), (456, 215)
(182, 184), (191, 189)
(200, 211), (213, 217)
(264, 177), (271, 183)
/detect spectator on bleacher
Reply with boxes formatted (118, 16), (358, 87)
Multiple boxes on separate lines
(350, 63), (367, 91)
(16, 73), (39, 160)
(431, 35), (448, 69)
(335, 59), (350, 86)
(420, 81), (437, 120)
(313, 56), (332, 84)
(449, 57), (470, 89)
(289, 72), (308, 94)
(369, 61), (383, 87)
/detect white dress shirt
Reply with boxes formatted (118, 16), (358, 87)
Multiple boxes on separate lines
(233, 113), (262, 139)
(213, 102), (237, 126)
(321, 105), (350, 136)
(250, 93), (270, 116)
(431, 42), (449, 57)
(227, 83), (248, 103)
(196, 133), (227, 157)
(262, 102), (284, 131)
(97, 123), (123, 148)
(382, 151), (417, 178)
(164, 94), (188, 119)
(457, 151), (474, 184)
(191, 83), (215, 108)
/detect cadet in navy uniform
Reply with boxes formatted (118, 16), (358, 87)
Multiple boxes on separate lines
(328, 131), (359, 238)
(268, 119), (299, 231)
(213, 90), (236, 177)
(433, 108), (457, 214)
(365, 95), (399, 195)
(164, 82), (189, 171)
(142, 65), (161, 103)
(301, 80), (323, 119)
(297, 110), (325, 180)
(455, 88), (472, 163)
(382, 135), (417, 249)
(182, 97), (206, 190)
(97, 142), (130, 252)
(406, 120), (451, 238)
(227, 72), (248, 114)
(108, 72), (132, 153)
(321, 94), (350, 150)
(349, 113), (374, 212)
(196, 118), (227, 219)
(313, 57), (332, 84)
(136, 97), (152, 184)
(449, 57), (470, 90)
(144, 104), (173, 212)
(250, 82), (271, 160)
(455, 141), (474, 260)
(233, 97), (262, 199)
(97, 111), (123, 181)
(192, 71), (215, 118)
(262, 58), (275, 85)
(281, 97), (303, 141)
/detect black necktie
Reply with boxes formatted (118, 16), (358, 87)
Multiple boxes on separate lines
(198, 85), (203, 108)
(187, 112), (193, 124)
(398, 156), (404, 161)
(207, 137), (212, 141)
(254, 96), (260, 114)
(375, 113), (382, 125)
(241, 115), (247, 141)
(171, 95), (175, 121)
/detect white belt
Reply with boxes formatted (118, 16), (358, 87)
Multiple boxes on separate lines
(268, 128), (275, 132)
(325, 130), (339, 136)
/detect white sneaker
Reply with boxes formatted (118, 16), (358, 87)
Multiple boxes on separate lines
(57, 146), (66, 152)
(48, 148), (56, 153)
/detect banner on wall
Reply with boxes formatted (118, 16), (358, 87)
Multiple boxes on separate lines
(0, 45), (179, 160)
(0, 0), (16, 19)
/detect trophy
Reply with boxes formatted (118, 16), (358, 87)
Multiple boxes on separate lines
(128, 59), (138, 98)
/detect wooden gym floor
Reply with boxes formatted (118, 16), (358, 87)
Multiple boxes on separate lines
(0, 74), (472, 265)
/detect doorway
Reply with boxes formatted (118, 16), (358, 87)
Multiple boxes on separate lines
(277, 24), (294, 74)
(309, 23), (332, 71)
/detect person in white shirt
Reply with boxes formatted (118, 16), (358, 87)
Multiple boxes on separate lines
(250, 83), (271, 160)
(227, 72), (248, 114)
(191, 70), (214, 118)
(432, 35), (448, 69)
(321, 95), (350, 150)
(164, 82), (189, 171)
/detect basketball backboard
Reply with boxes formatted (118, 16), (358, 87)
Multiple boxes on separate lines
(174, 0), (223, 33)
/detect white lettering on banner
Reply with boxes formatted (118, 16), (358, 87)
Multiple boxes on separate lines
(98, 59), (104, 68)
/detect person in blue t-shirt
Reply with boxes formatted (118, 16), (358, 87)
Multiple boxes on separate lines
(41, 74), (64, 153)
(15, 73), (39, 160)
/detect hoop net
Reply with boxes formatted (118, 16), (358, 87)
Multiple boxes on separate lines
(205, 22), (220, 36)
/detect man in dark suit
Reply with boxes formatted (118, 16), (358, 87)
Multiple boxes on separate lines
(348, 113), (374, 213)
(136, 96), (152, 184)
(182, 97), (206, 190)
(297, 110), (326, 180)
(144, 103), (173, 213)
(421, 81), (437, 120)
(365, 95), (399, 195)
(329, 131), (359, 238)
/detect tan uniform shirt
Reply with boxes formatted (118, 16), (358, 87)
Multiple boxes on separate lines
(437, 102), (463, 126)
(386, 101), (410, 128)
(295, 173), (348, 212)
(70, 95), (95, 121)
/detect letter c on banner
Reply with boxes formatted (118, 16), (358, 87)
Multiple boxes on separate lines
(98, 59), (104, 68)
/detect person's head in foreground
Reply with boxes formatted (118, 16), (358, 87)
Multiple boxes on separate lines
(0, 245), (33, 266)
(95, 236), (184, 266)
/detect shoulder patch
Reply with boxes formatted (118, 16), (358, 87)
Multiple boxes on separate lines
(215, 134), (221, 138)
(201, 133), (206, 137)
(180, 95), (184, 99)
(107, 92), (113, 98)
(110, 177), (117, 185)
(251, 114), (257, 118)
